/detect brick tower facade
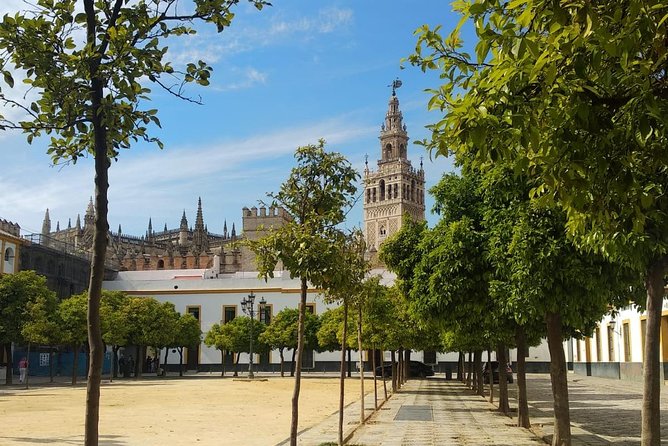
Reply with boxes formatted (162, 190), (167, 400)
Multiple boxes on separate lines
(363, 85), (425, 254)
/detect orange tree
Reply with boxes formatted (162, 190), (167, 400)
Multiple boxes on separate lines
(0, 1), (268, 443)
(409, 1), (666, 443)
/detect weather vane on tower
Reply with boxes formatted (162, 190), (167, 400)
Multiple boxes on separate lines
(389, 77), (402, 96)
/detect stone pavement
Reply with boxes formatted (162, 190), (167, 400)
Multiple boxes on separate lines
(293, 377), (543, 446)
(516, 373), (668, 445)
(290, 373), (668, 445)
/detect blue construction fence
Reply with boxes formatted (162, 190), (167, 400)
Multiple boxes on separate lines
(12, 347), (111, 377)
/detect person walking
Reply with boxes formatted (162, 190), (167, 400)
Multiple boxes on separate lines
(18, 357), (28, 383)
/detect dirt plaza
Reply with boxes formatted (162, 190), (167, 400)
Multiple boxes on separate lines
(0, 375), (375, 445)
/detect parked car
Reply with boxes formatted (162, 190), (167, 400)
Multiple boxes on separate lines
(482, 361), (513, 384)
(375, 360), (435, 378)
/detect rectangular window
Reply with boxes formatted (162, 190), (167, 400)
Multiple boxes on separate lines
(260, 304), (273, 325)
(187, 306), (201, 322)
(423, 350), (437, 364)
(305, 303), (316, 315)
(595, 327), (602, 362)
(607, 324), (615, 362)
(623, 322), (631, 362)
(223, 305), (236, 324)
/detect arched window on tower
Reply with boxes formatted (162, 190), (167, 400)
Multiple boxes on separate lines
(400, 144), (406, 158)
(385, 143), (392, 160)
(379, 180), (386, 201)
(372, 188), (377, 202)
(366, 189), (371, 204)
(379, 225), (387, 237)
(387, 184), (392, 199)
(411, 180), (416, 201)
(393, 184), (398, 199)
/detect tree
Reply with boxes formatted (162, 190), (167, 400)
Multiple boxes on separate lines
(204, 323), (231, 377)
(0, 1), (268, 443)
(58, 293), (89, 385)
(409, 1), (667, 443)
(100, 290), (130, 381)
(247, 140), (359, 446)
(172, 313), (202, 377)
(259, 308), (297, 377)
(20, 282), (60, 388)
(212, 316), (266, 376)
(0, 271), (54, 385)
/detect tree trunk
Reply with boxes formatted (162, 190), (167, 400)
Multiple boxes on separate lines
(4, 343), (12, 385)
(24, 343), (31, 390)
(404, 349), (410, 383)
(357, 303), (365, 424)
(290, 348), (296, 377)
(381, 347), (388, 401)
(279, 348), (284, 377)
(497, 343), (510, 415)
(516, 325), (530, 428)
(178, 348), (183, 377)
(233, 351), (240, 376)
(546, 311), (571, 446)
(391, 350), (397, 393)
(49, 347), (54, 383)
(488, 350), (494, 404)
(347, 348), (352, 378)
(220, 350), (225, 377)
(72, 346), (79, 386)
(397, 348), (403, 389)
(82, 3), (111, 445)
(458, 351), (464, 382)
(466, 351), (473, 389)
(289, 277), (309, 446)
(372, 348), (378, 410)
(162, 348), (169, 377)
(112, 347), (119, 379)
(474, 350), (483, 397)
(338, 300), (349, 446)
(641, 256), (668, 446)
(136, 345), (143, 378)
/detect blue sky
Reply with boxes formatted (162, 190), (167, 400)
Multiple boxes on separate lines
(0, 1), (466, 238)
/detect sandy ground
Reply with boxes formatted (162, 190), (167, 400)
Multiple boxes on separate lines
(0, 375), (375, 445)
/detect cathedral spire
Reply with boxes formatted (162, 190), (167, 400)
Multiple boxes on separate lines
(231, 222), (236, 239)
(85, 197), (95, 227)
(56, 221), (60, 231)
(147, 218), (153, 241)
(195, 197), (205, 232)
(180, 210), (188, 230)
(67, 218), (72, 229)
(223, 220), (228, 239)
(42, 209), (51, 235)
(76, 214), (81, 230)
(380, 82), (409, 162)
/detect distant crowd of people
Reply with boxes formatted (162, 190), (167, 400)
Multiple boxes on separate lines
(117, 354), (161, 377)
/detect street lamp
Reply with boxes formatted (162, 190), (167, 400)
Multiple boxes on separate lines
(241, 292), (266, 379)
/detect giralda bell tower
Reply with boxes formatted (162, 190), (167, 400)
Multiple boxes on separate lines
(363, 80), (425, 256)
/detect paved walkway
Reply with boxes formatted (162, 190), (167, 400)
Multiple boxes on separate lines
(517, 374), (668, 445)
(292, 373), (668, 445)
(295, 378), (542, 446)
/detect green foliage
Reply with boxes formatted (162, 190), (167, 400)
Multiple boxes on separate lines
(100, 290), (130, 348)
(408, 0), (668, 269)
(21, 285), (59, 346)
(0, 271), (55, 344)
(206, 316), (267, 355)
(57, 292), (88, 347)
(0, 0), (270, 163)
(173, 313), (202, 350)
(247, 140), (359, 288)
(260, 307), (320, 352)
(121, 297), (179, 349)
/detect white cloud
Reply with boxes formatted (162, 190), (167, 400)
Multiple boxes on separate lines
(0, 116), (375, 235)
(214, 67), (267, 91)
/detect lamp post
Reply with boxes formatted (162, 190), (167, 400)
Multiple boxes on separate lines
(241, 292), (266, 379)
